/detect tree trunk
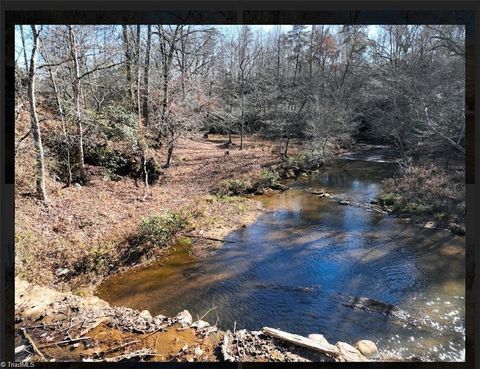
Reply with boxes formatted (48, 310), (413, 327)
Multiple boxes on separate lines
(41, 42), (72, 185)
(240, 90), (245, 150)
(284, 135), (290, 157)
(68, 25), (87, 184)
(143, 25), (151, 127)
(27, 25), (48, 202)
(164, 128), (174, 168)
(122, 25), (134, 108)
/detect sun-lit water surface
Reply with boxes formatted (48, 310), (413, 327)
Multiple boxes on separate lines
(97, 147), (465, 361)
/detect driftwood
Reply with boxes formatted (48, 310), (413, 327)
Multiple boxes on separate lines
(262, 327), (340, 358)
(37, 336), (90, 349)
(184, 234), (236, 243)
(21, 328), (46, 361)
(84, 349), (158, 362)
(100, 339), (141, 356)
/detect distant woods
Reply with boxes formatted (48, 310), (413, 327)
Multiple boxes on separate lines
(15, 25), (465, 202)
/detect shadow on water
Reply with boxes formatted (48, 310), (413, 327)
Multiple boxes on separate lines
(96, 145), (465, 361)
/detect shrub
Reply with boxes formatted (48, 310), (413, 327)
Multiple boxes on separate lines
(379, 164), (464, 224)
(216, 178), (252, 196)
(138, 211), (188, 247)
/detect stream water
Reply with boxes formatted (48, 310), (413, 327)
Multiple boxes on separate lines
(97, 145), (465, 361)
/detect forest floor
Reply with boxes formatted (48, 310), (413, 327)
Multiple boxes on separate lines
(15, 129), (306, 293)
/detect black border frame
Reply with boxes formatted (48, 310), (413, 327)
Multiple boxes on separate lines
(1, 2), (478, 369)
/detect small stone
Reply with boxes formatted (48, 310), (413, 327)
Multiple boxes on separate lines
(339, 200), (351, 206)
(192, 320), (210, 329)
(355, 340), (379, 358)
(15, 345), (26, 354)
(424, 221), (436, 229)
(176, 310), (193, 326)
(194, 347), (203, 356)
(139, 310), (152, 320)
(55, 268), (69, 277)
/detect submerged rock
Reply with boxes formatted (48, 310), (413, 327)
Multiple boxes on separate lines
(355, 340), (378, 358)
(340, 295), (410, 321)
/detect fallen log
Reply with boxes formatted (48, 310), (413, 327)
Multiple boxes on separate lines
(262, 327), (340, 358)
(37, 336), (90, 349)
(183, 234), (236, 243)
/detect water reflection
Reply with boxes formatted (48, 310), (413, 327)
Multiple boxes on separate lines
(97, 152), (464, 362)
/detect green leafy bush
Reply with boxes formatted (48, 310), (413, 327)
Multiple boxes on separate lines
(138, 211), (188, 247)
(216, 178), (252, 196)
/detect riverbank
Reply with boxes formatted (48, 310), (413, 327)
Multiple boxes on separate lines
(16, 133), (320, 294)
(378, 162), (465, 235)
(15, 278), (396, 362)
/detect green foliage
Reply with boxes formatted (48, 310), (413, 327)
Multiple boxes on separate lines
(138, 211), (188, 247)
(253, 169), (280, 189)
(216, 178), (252, 196)
(86, 242), (116, 275)
(91, 105), (138, 142)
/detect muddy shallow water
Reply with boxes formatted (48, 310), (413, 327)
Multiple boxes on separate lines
(97, 147), (465, 361)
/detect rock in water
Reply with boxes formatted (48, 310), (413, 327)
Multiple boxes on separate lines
(355, 340), (378, 358)
(336, 341), (367, 362)
(176, 310), (193, 326)
(139, 310), (152, 320)
(192, 320), (210, 329)
(308, 334), (330, 346)
(424, 221), (436, 229)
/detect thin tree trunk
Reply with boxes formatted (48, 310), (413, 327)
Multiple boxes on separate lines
(27, 25), (48, 202)
(284, 135), (290, 157)
(143, 25), (152, 127)
(122, 25), (134, 108)
(135, 25), (149, 199)
(68, 25), (87, 184)
(164, 128), (174, 168)
(240, 91), (244, 150)
(40, 42), (72, 185)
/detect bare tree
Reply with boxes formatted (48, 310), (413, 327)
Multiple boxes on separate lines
(25, 25), (48, 202)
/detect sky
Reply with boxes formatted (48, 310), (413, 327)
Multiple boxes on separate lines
(15, 24), (380, 66)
